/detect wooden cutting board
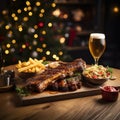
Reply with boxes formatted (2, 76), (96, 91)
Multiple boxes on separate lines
(4, 65), (120, 106)
(16, 69), (120, 106)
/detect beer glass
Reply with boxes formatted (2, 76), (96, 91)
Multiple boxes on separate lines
(89, 33), (106, 65)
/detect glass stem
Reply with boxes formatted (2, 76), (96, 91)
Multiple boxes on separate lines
(94, 58), (99, 65)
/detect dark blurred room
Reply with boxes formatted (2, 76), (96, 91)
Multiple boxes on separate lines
(0, 0), (120, 68)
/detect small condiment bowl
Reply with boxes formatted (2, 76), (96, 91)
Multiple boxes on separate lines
(100, 86), (119, 102)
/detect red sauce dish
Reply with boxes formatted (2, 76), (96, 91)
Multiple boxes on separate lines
(100, 86), (119, 102)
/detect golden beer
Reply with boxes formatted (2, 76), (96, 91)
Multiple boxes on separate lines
(89, 33), (106, 64)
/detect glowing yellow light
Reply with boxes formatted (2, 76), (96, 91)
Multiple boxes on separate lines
(42, 44), (46, 48)
(113, 6), (119, 13)
(48, 22), (52, 27)
(17, 9), (22, 14)
(2, 10), (8, 15)
(53, 54), (57, 59)
(39, 13), (43, 17)
(11, 13), (16, 17)
(55, 57), (59, 60)
(26, 1), (31, 6)
(6, 44), (11, 48)
(63, 14), (68, 19)
(36, 1), (41, 6)
(60, 37), (65, 44)
(42, 30), (46, 35)
(42, 57), (46, 61)
(5, 50), (9, 54)
(12, 39), (16, 44)
(28, 12), (33, 16)
(59, 51), (63, 56)
(41, 9), (45, 13)
(28, 6), (32, 11)
(22, 44), (26, 49)
(34, 25), (38, 29)
(51, 3), (56, 7)
(18, 26), (23, 32)
(5, 25), (10, 30)
(34, 34), (38, 38)
(14, 16), (18, 21)
(24, 7), (27, 12)
(53, 9), (61, 17)
(36, 48), (43, 52)
(46, 51), (50, 55)
(23, 17), (29, 21)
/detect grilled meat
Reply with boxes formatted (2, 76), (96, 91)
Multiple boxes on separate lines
(26, 58), (86, 93)
(48, 74), (82, 92)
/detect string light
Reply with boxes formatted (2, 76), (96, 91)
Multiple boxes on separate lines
(55, 57), (59, 60)
(2, 10), (8, 15)
(59, 51), (63, 56)
(36, 48), (43, 52)
(28, 6), (32, 11)
(5, 25), (10, 30)
(18, 25), (23, 32)
(11, 13), (16, 17)
(46, 51), (50, 55)
(23, 17), (29, 22)
(48, 22), (52, 27)
(22, 44), (26, 49)
(59, 37), (65, 44)
(34, 25), (38, 29)
(53, 9), (61, 17)
(24, 7), (27, 12)
(36, 1), (41, 6)
(12, 39), (16, 44)
(14, 16), (18, 21)
(42, 30), (46, 35)
(26, 1), (31, 6)
(34, 34), (38, 38)
(40, 9), (45, 13)
(113, 6), (119, 13)
(17, 9), (22, 14)
(51, 3), (56, 8)
(39, 13), (43, 17)
(6, 44), (11, 48)
(28, 12), (33, 16)
(5, 50), (9, 54)
(42, 44), (46, 48)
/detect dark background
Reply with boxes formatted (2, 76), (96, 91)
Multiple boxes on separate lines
(0, 0), (120, 68)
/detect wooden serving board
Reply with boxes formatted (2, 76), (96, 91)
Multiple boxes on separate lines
(16, 68), (120, 106)
(4, 65), (120, 106)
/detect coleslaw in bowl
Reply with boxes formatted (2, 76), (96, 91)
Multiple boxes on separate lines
(82, 65), (112, 85)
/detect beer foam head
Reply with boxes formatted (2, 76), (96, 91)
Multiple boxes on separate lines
(90, 33), (105, 39)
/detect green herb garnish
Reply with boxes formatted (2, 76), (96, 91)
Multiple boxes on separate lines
(16, 87), (30, 97)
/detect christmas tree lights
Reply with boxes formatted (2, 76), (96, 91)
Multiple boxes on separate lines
(0, 0), (69, 66)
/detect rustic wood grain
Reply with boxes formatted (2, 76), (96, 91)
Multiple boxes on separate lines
(0, 65), (120, 120)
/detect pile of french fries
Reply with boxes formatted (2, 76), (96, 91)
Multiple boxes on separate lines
(16, 58), (46, 73)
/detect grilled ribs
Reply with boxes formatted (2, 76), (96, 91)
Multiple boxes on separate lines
(26, 58), (86, 93)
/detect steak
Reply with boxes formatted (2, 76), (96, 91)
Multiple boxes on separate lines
(26, 58), (86, 93)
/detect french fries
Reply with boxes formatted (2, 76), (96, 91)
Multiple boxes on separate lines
(16, 58), (46, 73)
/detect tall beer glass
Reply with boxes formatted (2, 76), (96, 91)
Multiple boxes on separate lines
(89, 33), (106, 65)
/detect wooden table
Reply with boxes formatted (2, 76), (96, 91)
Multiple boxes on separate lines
(0, 65), (120, 120)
